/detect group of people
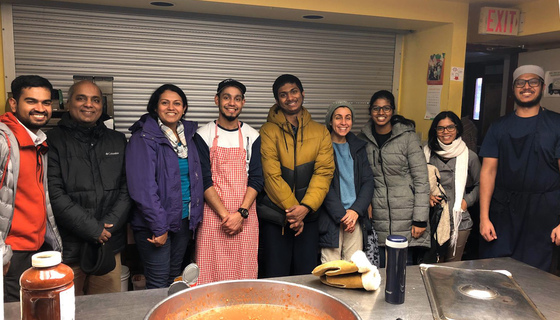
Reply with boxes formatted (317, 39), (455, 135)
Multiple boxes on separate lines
(2, 64), (560, 301)
(323, 64), (560, 275)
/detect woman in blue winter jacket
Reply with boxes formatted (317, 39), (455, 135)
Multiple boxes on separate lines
(126, 84), (204, 288)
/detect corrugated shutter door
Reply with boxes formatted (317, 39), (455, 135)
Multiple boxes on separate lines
(11, 3), (396, 135)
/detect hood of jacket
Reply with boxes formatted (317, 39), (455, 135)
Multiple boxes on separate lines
(360, 118), (416, 147)
(58, 112), (108, 143)
(266, 104), (312, 133)
(266, 104), (314, 151)
(129, 113), (198, 142)
(345, 131), (368, 154)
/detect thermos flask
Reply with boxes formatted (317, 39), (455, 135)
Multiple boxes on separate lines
(385, 235), (408, 304)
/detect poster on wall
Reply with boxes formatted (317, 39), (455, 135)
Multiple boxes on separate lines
(427, 53), (445, 85)
(544, 71), (560, 98)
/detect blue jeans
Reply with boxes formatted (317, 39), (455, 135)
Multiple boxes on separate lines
(134, 219), (192, 289)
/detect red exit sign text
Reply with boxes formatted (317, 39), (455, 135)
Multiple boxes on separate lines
(479, 7), (521, 36)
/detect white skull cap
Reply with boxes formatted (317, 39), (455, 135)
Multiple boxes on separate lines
(513, 65), (544, 80)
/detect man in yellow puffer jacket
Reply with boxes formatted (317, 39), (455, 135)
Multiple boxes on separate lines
(258, 74), (334, 277)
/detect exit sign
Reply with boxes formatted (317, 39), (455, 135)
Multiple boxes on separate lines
(479, 7), (521, 36)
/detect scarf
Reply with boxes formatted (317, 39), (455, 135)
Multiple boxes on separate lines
(423, 137), (468, 254)
(426, 164), (450, 246)
(158, 119), (188, 159)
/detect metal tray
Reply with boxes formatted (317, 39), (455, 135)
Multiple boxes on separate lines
(419, 264), (546, 320)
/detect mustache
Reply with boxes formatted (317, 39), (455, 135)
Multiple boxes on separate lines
(29, 111), (49, 116)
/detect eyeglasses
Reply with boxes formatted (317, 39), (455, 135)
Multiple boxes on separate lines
(371, 105), (393, 113)
(513, 78), (542, 88)
(436, 125), (457, 133)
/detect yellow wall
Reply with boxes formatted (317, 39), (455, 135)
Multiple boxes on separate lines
(205, 0), (465, 23)
(401, 23), (467, 138)
(401, 25), (452, 138)
(518, 0), (560, 35)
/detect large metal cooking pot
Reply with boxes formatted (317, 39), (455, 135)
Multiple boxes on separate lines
(145, 279), (361, 319)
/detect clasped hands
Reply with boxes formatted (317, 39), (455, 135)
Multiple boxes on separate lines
(286, 205), (309, 236)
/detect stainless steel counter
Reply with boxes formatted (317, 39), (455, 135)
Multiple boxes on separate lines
(4, 257), (559, 319)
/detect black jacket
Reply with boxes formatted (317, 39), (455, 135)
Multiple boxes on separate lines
(47, 113), (131, 263)
(319, 132), (374, 249)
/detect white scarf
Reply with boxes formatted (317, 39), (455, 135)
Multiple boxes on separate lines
(423, 137), (468, 254)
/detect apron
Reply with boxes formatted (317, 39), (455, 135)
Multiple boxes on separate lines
(196, 123), (259, 284)
(480, 112), (560, 271)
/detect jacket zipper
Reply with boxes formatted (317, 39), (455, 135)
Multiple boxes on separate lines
(378, 146), (392, 237)
(283, 122), (299, 236)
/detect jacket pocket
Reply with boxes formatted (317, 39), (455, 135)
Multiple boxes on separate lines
(99, 153), (124, 190)
(256, 192), (286, 226)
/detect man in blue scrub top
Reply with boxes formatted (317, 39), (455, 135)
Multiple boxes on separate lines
(479, 65), (560, 272)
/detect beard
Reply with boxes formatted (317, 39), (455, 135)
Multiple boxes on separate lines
(514, 88), (543, 108)
(20, 120), (44, 131)
(220, 109), (239, 122)
(18, 111), (50, 131)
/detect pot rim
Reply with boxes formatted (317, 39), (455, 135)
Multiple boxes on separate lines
(144, 279), (361, 320)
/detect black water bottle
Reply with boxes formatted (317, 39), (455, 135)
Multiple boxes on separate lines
(385, 235), (408, 304)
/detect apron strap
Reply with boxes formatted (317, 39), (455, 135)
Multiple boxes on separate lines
(212, 122), (220, 150)
(212, 121), (246, 155)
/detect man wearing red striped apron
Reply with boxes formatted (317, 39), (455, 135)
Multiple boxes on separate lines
(195, 79), (263, 284)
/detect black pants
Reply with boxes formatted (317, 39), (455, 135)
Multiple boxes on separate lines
(4, 251), (36, 302)
(258, 219), (319, 278)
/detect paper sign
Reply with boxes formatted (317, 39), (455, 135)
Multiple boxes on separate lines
(544, 70), (560, 98)
(425, 85), (442, 119)
(450, 67), (464, 82)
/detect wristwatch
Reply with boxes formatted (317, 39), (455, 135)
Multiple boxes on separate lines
(237, 208), (249, 219)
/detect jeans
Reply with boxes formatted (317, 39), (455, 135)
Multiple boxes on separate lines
(134, 218), (192, 289)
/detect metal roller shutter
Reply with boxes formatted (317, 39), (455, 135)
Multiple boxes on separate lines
(9, 3), (397, 135)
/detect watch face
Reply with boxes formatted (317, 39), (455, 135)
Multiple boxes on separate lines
(238, 208), (249, 218)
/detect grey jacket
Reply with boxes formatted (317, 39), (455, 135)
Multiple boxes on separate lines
(0, 123), (62, 254)
(358, 119), (430, 248)
(427, 149), (480, 231)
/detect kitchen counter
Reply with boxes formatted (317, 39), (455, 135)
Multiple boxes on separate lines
(4, 257), (559, 319)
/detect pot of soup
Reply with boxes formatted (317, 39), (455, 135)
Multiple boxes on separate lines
(144, 279), (361, 319)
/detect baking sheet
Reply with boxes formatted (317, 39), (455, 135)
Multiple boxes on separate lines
(419, 264), (546, 320)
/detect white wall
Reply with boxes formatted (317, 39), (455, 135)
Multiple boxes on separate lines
(519, 48), (560, 113)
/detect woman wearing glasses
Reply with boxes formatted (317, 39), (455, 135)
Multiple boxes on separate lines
(423, 111), (480, 262)
(359, 90), (430, 267)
